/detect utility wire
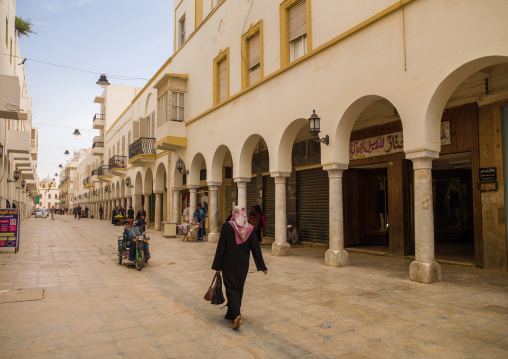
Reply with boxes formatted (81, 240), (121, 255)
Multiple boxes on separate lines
(4, 53), (149, 81)
(32, 122), (96, 132)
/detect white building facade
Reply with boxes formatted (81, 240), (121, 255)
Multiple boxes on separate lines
(0, 0), (38, 218)
(74, 0), (508, 283)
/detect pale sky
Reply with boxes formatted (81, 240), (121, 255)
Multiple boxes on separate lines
(16, 0), (174, 182)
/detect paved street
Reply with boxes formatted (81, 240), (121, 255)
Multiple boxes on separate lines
(0, 217), (507, 359)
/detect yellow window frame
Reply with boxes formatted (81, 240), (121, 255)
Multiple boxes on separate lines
(213, 47), (230, 106)
(241, 20), (264, 90)
(280, 0), (312, 68)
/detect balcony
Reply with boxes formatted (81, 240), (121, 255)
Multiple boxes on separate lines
(83, 176), (94, 189)
(108, 155), (128, 176)
(129, 137), (156, 166)
(91, 168), (100, 183)
(30, 138), (38, 160)
(92, 136), (104, 156)
(93, 113), (105, 129)
(98, 165), (112, 181)
(6, 130), (30, 154)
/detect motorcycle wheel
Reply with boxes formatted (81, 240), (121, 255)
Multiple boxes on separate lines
(135, 250), (145, 271)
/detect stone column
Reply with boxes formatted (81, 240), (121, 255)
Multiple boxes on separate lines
(127, 196), (132, 210)
(172, 187), (182, 223)
(144, 194), (151, 226)
(188, 185), (198, 221)
(407, 152), (441, 284)
(154, 192), (162, 231)
(133, 194), (141, 213)
(208, 183), (221, 243)
(325, 165), (349, 267)
(271, 172), (290, 256)
(234, 178), (249, 209)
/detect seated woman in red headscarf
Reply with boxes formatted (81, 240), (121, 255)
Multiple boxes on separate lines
(212, 206), (268, 330)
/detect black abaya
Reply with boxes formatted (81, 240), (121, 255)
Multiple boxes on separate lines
(211, 222), (267, 320)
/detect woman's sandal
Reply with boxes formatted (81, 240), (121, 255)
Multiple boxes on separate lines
(232, 315), (242, 330)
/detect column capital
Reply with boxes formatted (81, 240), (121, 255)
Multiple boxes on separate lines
(207, 182), (221, 191)
(324, 163), (348, 178)
(233, 177), (250, 184)
(172, 187), (182, 192)
(270, 172), (290, 179)
(153, 191), (163, 195)
(406, 151), (439, 170)
(187, 185), (199, 192)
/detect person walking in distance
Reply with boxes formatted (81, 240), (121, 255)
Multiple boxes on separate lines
(212, 206), (267, 330)
(99, 205), (103, 220)
(76, 204), (82, 220)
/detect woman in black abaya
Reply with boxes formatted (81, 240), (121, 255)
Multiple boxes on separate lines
(212, 206), (267, 330)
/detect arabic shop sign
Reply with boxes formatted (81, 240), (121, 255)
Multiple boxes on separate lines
(349, 131), (404, 160)
(0, 209), (19, 249)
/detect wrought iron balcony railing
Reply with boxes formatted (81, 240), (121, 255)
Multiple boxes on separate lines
(93, 113), (104, 122)
(93, 135), (104, 148)
(83, 177), (91, 186)
(98, 165), (110, 177)
(91, 168), (100, 177)
(129, 137), (155, 159)
(109, 155), (127, 170)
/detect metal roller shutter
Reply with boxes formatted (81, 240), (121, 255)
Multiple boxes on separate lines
(263, 176), (275, 237)
(288, 0), (307, 41)
(297, 168), (329, 245)
(247, 180), (257, 211)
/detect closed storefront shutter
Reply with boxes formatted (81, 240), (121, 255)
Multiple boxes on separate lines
(247, 180), (257, 211)
(263, 176), (275, 237)
(297, 168), (329, 245)
(223, 184), (231, 222)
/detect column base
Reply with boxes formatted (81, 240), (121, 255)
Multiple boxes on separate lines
(208, 233), (220, 243)
(271, 242), (290, 256)
(325, 249), (348, 267)
(409, 261), (441, 284)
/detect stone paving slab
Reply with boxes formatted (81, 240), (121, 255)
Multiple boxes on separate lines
(0, 217), (507, 358)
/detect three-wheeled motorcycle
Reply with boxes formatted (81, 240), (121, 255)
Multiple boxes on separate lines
(117, 226), (151, 271)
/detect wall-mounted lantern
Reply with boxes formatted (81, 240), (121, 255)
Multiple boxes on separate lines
(308, 110), (329, 145)
(176, 157), (189, 175)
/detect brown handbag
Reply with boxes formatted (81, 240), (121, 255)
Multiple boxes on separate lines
(204, 272), (219, 301)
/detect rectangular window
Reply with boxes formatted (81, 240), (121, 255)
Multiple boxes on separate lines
(122, 136), (125, 156)
(213, 48), (229, 105)
(117, 141), (120, 155)
(5, 17), (8, 46)
(219, 58), (228, 103)
(133, 120), (140, 140)
(179, 15), (186, 47)
(280, 0), (311, 66)
(172, 92), (184, 122)
(128, 131), (131, 146)
(248, 32), (261, 85)
(151, 112), (155, 137)
(157, 93), (170, 127)
(288, 0), (307, 62)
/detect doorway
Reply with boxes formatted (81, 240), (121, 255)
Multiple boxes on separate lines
(345, 166), (389, 251)
(432, 152), (475, 263)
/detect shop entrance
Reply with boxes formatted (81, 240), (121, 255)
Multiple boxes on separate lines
(432, 153), (475, 263)
(345, 165), (389, 251)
